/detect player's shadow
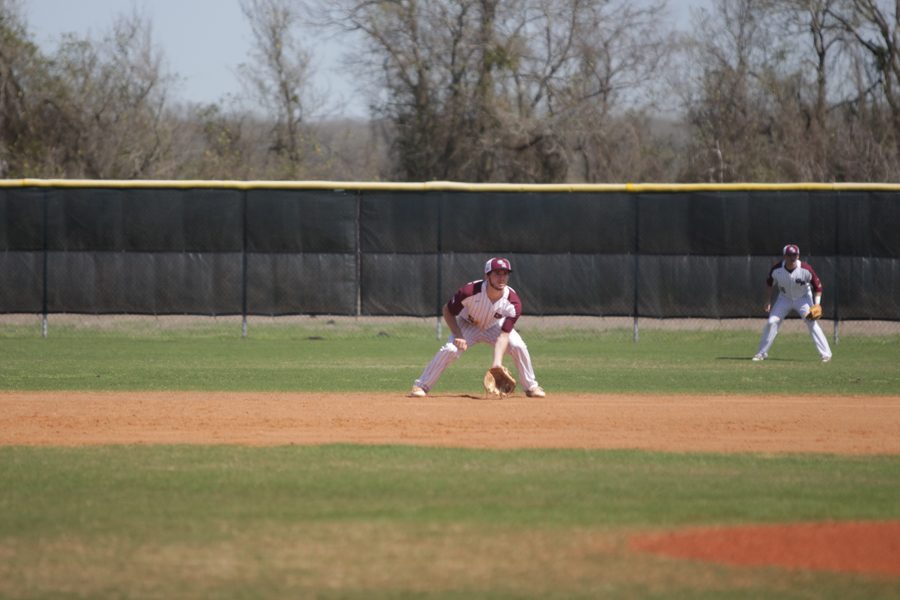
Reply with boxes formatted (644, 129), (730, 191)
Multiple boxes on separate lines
(424, 393), (506, 400)
(715, 357), (798, 361)
(456, 393), (501, 400)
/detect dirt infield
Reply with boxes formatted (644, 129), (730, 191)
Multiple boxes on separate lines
(2, 391), (898, 454)
(2, 390), (899, 577)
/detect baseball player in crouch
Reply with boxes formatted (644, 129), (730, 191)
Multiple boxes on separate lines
(753, 244), (832, 362)
(409, 257), (546, 398)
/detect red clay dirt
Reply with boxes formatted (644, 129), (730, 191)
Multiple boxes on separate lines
(2, 390), (899, 577)
(631, 521), (900, 577)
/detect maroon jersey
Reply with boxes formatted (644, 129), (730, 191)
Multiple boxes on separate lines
(447, 280), (521, 333)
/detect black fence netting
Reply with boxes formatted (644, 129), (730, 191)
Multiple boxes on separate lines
(1, 184), (898, 321)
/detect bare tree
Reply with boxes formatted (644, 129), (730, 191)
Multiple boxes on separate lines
(47, 11), (176, 178)
(677, 0), (833, 181)
(238, 0), (320, 177)
(313, 0), (670, 183)
(0, 4), (177, 178)
(765, 0), (845, 179)
(167, 102), (257, 179)
(825, 0), (900, 160)
(0, 0), (52, 176)
(559, 0), (671, 181)
(680, 0), (900, 181)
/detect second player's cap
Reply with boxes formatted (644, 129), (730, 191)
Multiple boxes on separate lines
(783, 244), (800, 255)
(484, 257), (512, 273)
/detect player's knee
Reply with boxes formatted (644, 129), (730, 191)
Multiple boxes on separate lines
(507, 345), (532, 367)
(507, 341), (528, 356)
(767, 316), (782, 326)
(506, 332), (528, 351)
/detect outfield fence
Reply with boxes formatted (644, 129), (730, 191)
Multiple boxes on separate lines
(1, 180), (898, 341)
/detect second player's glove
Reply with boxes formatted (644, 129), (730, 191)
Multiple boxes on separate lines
(806, 304), (823, 320)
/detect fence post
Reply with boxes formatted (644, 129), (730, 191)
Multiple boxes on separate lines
(632, 192), (640, 343)
(241, 190), (248, 338)
(435, 194), (443, 341)
(41, 188), (49, 338)
(833, 190), (840, 346)
(355, 190), (363, 319)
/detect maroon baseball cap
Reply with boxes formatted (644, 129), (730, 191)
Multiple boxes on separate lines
(782, 244), (800, 256)
(484, 257), (512, 273)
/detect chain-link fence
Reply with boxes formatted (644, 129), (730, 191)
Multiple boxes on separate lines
(1, 181), (898, 340)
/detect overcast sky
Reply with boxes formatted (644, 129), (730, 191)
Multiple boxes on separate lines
(24, 0), (709, 118)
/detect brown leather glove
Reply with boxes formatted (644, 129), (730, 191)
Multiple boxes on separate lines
(484, 365), (516, 397)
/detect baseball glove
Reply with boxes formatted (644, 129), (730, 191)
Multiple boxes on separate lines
(484, 365), (516, 397)
(806, 304), (823, 320)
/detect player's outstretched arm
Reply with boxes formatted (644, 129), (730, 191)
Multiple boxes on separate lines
(492, 331), (510, 367)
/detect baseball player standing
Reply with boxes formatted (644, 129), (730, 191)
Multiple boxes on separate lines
(409, 257), (546, 398)
(753, 244), (833, 362)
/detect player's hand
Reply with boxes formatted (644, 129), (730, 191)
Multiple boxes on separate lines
(453, 338), (468, 351)
(763, 303), (771, 314)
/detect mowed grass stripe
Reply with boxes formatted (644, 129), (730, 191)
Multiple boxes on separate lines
(1, 325), (899, 394)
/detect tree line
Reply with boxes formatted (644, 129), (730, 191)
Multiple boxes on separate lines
(2, 0), (900, 183)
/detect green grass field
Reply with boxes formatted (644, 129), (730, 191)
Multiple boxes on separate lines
(2, 321), (899, 394)
(1, 322), (899, 598)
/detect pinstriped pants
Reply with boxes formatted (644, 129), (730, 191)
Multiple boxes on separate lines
(414, 320), (539, 393)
